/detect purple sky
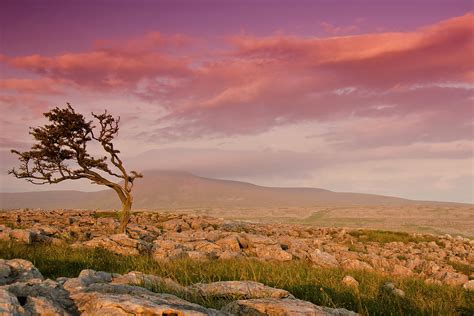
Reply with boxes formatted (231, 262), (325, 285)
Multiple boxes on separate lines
(0, 1), (473, 202)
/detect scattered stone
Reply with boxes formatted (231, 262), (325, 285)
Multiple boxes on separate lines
(437, 271), (469, 286)
(383, 282), (405, 298)
(462, 280), (474, 291)
(391, 288), (405, 298)
(340, 259), (373, 271)
(391, 264), (413, 277)
(342, 276), (359, 288)
(383, 282), (396, 291)
(10, 229), (34, 244)
(309, 249), (339, 268)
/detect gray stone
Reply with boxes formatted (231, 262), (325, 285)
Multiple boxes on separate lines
(222, 298), (358, 316)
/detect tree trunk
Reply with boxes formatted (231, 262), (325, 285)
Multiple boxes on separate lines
(118, 196), (132, 233)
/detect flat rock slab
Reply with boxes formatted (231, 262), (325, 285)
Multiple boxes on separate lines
(188, 281), (293, 299)
(222, 298), (358, 316)
(64, 269), (225, 315)
(73, 291), (225, 315)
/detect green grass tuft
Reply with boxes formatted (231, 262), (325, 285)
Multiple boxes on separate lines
(449, 261), (474, 279)
(0, 241), (472, 315)
(348, 229), (439, 244)
(91, 211), (120, 219)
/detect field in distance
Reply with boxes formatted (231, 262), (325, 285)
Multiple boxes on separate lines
(153, 204), (474, 238)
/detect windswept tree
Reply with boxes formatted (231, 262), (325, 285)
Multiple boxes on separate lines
(9, 103), (142, 233)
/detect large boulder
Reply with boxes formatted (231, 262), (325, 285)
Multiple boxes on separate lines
(0, 278), (77, 315)
(152, 239), (188, 260)
(9, 229), (34, 244)
(0, 259), (43, 285)
(309, 250), (339, 268)
(63, 269), (224, 315)
(238, 233), (292, 262)
(82, 233), (152, 256)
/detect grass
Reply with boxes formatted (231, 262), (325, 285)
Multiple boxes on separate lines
(449, 261), (474, 279)
(0, 241), (473, 315)
(91, 211), (120, 219)
(348, 229), (439, 245)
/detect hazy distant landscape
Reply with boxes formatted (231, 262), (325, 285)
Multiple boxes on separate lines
(2, 170), (472, 237)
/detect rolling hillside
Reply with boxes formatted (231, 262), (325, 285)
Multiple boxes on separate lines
(0, 170), (461, 210)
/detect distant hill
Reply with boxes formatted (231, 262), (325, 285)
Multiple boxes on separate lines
(0, 170), (465, 210)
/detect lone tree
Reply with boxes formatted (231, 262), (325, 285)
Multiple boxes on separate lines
(9, 103), (142, 233)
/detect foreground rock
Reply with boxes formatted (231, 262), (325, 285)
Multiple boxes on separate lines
(0, 259), (359, 315)
(222, 298), (357, 316)
(188, 281), (293, 299)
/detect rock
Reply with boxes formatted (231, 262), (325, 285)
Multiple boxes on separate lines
(342, 276), (359, 288)
(0, 289), (23, 315)
(73, 291), (223, 315)
(222, 298), (358, 315)
(238, 233), (277, 248)
(187, 250), (213, 260)
(83, 233), (151, 256)
(438, 271), (469, 286)
(24, 296), (70, 315)
(0, 259), (43, 285)
(10, 229), (34, 244)
(112, 271), (186, 294)
(216, 235), (241, 252)
(188, 281), (293, 299)
(391, 264), (414, 277)
(1, 278), (77, 315)
(237, 233), (292, 261)
(254, 244), (293, 262)
(32, 224), (60, 236)
(309, 249), (339, 268)
(161, 218), (191, 232)
(152, 239), (188, 260)
(391, 288), (406, 298)
(340, 259), (373, 271)
(0, 225), (12, 241)
(64, 269), (223, 315)
(218, 250), (241, 260)
(0, 264), (12, 285)
(383, 282), (405, 298)
(462, 280), (474, 291)
(383, 282), (396, 291)
(424, 278), (442, 285)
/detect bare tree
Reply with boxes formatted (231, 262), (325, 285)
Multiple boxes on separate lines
(9, 103), (142, 233)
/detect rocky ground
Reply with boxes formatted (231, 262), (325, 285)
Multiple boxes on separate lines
(1, 210), (473, 288)
(0, 257), (360, 315)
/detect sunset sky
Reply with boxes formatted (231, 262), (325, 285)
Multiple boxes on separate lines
(0, 0), (473, 203)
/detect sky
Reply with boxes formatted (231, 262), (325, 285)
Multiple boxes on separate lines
(0, 0), (473, 203)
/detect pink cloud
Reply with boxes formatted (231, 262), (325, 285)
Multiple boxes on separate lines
(1, 14), (472, 145)
(6, 51), (190, 89)
(0, 78), (62, 94)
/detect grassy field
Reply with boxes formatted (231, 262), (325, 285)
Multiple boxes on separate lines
(0, 241), (472, 315)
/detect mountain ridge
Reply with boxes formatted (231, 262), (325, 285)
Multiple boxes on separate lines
(0, 170), (469, 209)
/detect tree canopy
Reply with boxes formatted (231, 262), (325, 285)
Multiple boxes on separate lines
(10, 103), (142, 232)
